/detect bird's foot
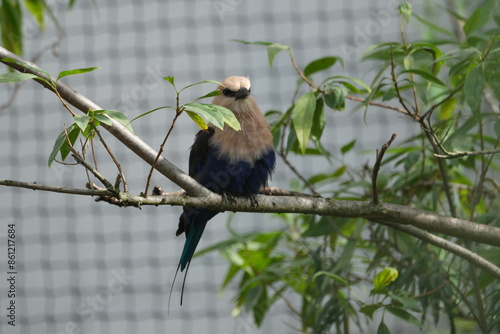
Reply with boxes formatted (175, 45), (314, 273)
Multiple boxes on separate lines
(221, 192), (237, 204)
(245, 194), (259, 208)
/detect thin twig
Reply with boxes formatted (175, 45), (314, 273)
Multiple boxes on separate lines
(346, 95), (411, 117)
(421, 85), (463, 120)
(434, 148), (500, 159)
(93, 127), (128, 192)
(420, 119), (457, 217)
(0, 179), (111, 196)
(71, 153), (115, 190)
(390, 47), (414, 118)
(144, 108), (183, 197)
(277, 151), (320, 196)
(411, 280), (449, 299)
(371, 133), (397, 205)
(399, 16), (420, 115)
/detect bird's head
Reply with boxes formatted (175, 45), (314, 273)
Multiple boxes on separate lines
(212, 76), (252, 107)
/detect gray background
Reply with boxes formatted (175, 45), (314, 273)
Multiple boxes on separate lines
(0, 0), (420, 333)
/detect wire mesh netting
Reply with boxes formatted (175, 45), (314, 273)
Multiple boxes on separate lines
(0, 0), (420, 333)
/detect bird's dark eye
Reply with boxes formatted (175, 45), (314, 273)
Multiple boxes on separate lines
(222, 88), (236, 97)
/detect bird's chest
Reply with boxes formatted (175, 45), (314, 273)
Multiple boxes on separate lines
(209, 126), (270, 165)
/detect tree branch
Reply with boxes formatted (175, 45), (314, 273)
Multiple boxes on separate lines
(371, 133), (397, 204)
(0, 46), (209, 198)
(2, 177), (499, 248)
(379, 220), (500, 280)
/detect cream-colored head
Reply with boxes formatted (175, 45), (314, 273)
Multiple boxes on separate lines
(212, 76), (252, 107)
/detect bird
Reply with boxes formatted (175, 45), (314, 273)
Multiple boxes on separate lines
(171, 76), (276, 305)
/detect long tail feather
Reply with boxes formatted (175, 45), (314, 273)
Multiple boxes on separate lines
(168, 262), (181, 314)
(179, 220), (208, 271)
(169, 216), (209, 306)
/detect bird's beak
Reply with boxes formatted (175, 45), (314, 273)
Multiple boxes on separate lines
(234, 87), (250, 100)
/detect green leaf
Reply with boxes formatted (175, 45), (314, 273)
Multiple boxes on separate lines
(377, 320), (391, 334)
(185, 103), (241, 132)
(292, 91), (317, 154)
(304, 56), (342, 77)
(185, 111), (208, 131)
(403, 55), (413, 70)
(382, 87), (396, 101)
(399, 2), (412, 24)
(24, 0), (45, 30)
(312, 271), (348, 285)
(341, 139), (356, 155)
(413, 14), (455, 38)
(48, 123), (80, 167)
(494, 119), (500, 138)
(311, 98), (325, 139)
(399, 69), (446, 87)
(99, 110), (135, 135)
(231, 39), (273, 46)
(362, 42), (404, 61)
(0, 0), (23, 56)
(360, 304), (383, 319)
(192, 89), (221, 102)
(0, 72), (37, 83)
(267, 43), (290, 69)
(302, 219), (336, 237)
(373, 267), (398, 290)
(244, 285), (263, 312)
(463, 0), (496, 36)
(94, 114), (113, 126)
(386, 307), (421, 326)
(215, 104), (241, 131)
(438, 97), (456, 120)
(404, 151), (422, 171)
(57, 67), (100, 80)
(324, 85), (348, 110)
(164, 76), (175, 85)
(252, 286), (270, 327)
(1, 58), (52, 83)
(232, 40), (290, 69)
(464, 64), (485, 112)
(73, 115), (90, 132)
(184, 102), (224, 130)
(333, 237), (357, 272)
(325, 76), (372, 93)
(179, 80), (222, 93)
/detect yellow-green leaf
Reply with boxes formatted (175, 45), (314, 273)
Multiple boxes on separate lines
(374, 267), (398, 290)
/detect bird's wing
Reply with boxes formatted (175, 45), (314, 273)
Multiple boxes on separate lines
(188, 127), (215, 177)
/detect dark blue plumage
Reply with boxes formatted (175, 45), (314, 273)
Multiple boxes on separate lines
(171, 76), (276, 305)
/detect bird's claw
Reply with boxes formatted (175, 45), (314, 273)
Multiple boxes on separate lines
(221, 192), (237, 204)
(246, 195), (259, 208)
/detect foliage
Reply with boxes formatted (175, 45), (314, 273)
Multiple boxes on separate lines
(0, 0), (84, 57)
(201, 1), (500, 333)
(1, 0), (500, 333)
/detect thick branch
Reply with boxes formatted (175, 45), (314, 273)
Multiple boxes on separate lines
(3, 177), (499, 248)
(0, 47), (208, 198)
